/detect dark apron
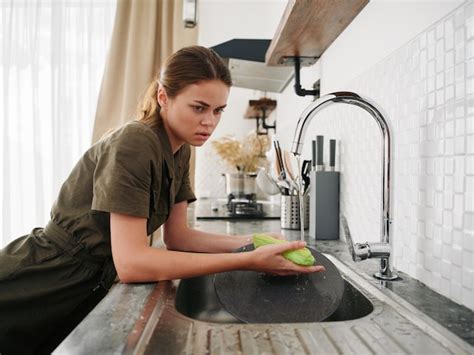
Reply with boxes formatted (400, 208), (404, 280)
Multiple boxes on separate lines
(0, 221), (116, 355)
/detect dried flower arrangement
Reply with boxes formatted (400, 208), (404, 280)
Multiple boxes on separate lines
(211, 132), (271, 173)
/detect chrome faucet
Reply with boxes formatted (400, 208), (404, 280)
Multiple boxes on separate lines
(290, 91), (398, 281)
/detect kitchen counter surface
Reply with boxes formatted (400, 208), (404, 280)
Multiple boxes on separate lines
(55, 200), (474, 354)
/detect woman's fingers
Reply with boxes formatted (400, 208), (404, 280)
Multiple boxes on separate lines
(293, 264), (326, 273)
(273, 264), (326, 276)
(264, 232), (285, 240)
(258, 241), (326, 274)
(268, 240), (307, 254)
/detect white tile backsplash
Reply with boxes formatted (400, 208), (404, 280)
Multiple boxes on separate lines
(311, 1), (474, 310)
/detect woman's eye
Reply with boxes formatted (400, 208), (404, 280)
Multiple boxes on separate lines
(192, 105), (205, 113)
(214, 108), (225, 114)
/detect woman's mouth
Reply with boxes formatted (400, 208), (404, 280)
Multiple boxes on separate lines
(196, 132), (210, 140)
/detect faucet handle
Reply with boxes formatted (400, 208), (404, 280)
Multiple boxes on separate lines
(341, 215), (369, 262)
(341, 215), (391, 262)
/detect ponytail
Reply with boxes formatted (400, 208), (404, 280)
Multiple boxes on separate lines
(135, 46), (231, 127)
(136, 79), (159, 125)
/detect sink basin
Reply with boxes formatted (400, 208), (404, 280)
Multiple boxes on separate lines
(175, 273), (373, 323)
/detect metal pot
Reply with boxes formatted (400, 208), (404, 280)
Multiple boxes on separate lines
(223, 173), (257, 198)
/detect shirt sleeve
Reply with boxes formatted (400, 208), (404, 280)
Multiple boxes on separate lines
(175, 145), (197, 204)
(91, 126), (160, 218)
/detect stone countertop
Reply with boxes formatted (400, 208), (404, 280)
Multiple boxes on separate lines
(55, 201), (474, 354)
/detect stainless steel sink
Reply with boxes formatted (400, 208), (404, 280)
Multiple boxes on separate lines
(56, 251), (473, 354)
(175, 273), (373, 323)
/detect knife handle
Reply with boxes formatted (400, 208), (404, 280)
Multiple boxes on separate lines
(311, 140), (317, 169)
(316, 135), (324, 171)
(329, 139), (336, 171)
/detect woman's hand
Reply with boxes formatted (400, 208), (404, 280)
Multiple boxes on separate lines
(246, 240), (326, 276)
(240, 231), (285, 245)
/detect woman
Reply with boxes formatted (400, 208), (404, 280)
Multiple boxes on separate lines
(0, 46), (325, 354)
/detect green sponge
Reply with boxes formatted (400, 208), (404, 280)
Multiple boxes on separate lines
(252, 234), (315, 266)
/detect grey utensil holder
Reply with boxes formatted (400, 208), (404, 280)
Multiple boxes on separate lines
(281, 194), (309, 230)
(309, 171), (340, 240)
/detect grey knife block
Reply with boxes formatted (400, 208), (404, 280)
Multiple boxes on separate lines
(309, 170), (340, 240)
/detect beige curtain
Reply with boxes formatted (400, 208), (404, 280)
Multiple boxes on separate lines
(92, 0), (198, 188)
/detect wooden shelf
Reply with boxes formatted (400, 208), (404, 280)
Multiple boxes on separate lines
(265, 0), (368, 66)
(244, 98), (277, 119)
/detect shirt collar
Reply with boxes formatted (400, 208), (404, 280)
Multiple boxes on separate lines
(154, 114), (188, 172)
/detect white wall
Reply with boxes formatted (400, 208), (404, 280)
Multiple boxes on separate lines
(196, 0), (473, 309)
(321, 1), (465, 92)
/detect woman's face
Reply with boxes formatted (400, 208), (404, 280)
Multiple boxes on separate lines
(158, 79), (230, 152)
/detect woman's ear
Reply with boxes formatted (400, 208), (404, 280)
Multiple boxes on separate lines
(157, 85), (168, 108)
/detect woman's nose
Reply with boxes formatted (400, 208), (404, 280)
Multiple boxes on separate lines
(201, 113), (218, 127)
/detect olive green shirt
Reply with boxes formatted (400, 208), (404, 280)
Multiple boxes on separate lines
(49, 118), (196, 258)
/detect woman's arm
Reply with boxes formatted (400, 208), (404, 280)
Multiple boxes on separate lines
(162, 201), (252, 253)
(110, 210), (324, 283)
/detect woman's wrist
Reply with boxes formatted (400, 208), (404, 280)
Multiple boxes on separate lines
(235, 248), (253, 270)
(241, 234), (252, 244)
(227, 234), (252, 252)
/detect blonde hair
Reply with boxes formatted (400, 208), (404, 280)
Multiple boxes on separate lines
(136, 46), (232, 126)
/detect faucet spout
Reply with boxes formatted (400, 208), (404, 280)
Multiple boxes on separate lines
(291, 91), (398, 281)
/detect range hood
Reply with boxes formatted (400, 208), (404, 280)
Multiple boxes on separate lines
(211, 39), (294, 93)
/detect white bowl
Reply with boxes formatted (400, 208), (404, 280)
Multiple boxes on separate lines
(256, 168), (281, 195)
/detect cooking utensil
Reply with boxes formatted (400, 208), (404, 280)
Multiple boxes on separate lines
(256, 168), (280, 195)
(223, 173), (257, 198)
(304, 184), (311, 197)
(273, 140), (287, 180)
(283, 150), (304, 195)
(301, 159), (311, 194)
(283, 150), (296, 181)
(284, 150), (306, 195)
(274, 158), (289, 195)
(301, 159), (311, 180)
(276, 179), (292, 193)
(274, 139), (294, 195)
(214, 244), (345, 323)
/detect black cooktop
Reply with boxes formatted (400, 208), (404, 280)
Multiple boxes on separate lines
(194, 199), (280, 220)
